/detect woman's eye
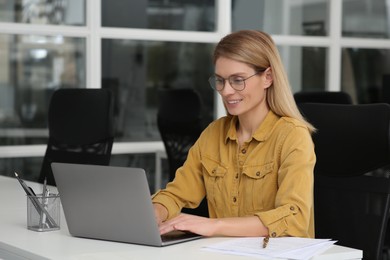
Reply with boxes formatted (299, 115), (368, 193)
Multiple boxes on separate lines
(231, 77), (244, 84)
(215, 78), (224, 84)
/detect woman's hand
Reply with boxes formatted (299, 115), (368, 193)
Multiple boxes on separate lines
(154, 206), (267, 237)
(153, 203), (168, 225)
(159, 213), (218, 237)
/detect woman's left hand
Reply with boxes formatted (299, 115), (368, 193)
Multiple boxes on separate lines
(158, 213), (218, 236)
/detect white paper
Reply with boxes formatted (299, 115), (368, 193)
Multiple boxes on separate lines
(202, 237), (336, 260)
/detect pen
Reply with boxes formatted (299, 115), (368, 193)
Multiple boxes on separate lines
(14, 172), (43, 220)
(14, 172), (57, 228)
(14, 172), (34, 196)
(262, 235), (270, 248)
(39, 177), (48, 228)
(40, 188), (50, 228)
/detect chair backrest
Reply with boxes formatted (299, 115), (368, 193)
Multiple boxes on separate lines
(294, 91), (353, 104)
(299, 103), (390, 176)
(157, 88), (208, 217)
(157, 88), (204, 181)
(298, 103), (390, 260)
(38, 88), (114, 186)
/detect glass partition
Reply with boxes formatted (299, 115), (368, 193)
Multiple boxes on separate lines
(0, 0), (86, 25)
(342, 0), (390, 38)
(232, 0), (330, 36)
(101, 0), (216, 31)
(0, 34), (86, 145)
(277, 45), (328, 93)
(102, 39), (215, 142)
(341, 48), (390, 103)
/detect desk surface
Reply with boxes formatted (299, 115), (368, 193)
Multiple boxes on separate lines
(0, 175), (363, 260)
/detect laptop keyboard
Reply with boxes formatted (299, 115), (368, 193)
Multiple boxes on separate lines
(161, 230), (200, 243)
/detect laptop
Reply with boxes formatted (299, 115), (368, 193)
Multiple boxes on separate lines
(51, 162), (202, 247)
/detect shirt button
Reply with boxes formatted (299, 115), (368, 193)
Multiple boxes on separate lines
(290, 206), (295, 211)
(239, 161), (244, 166)
(256, 171), (260, 176)
(233, 197), (237, 203)
(241, 148), (247, 154)
(235, 173), (239, 179)
(271, 232), (277, 237)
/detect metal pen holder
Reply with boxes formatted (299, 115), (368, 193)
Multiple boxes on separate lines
(27, 193), (60, 232)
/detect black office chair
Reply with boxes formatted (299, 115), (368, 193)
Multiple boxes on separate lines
(38, 88), (114, 186)
(298, 103), (390, 260)
(294, 91), (353, 104)
(157, 88), (208, 217)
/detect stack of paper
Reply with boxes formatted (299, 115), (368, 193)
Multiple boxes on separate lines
(203, 237), (336, 260)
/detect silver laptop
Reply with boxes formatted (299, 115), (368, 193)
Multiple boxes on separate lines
(51, 162), (202, 247)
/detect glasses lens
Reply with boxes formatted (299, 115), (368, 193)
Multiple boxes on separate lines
(208, 76), (224, 91)
(229, 77), (245, 91)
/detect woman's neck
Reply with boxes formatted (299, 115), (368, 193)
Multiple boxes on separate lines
(237, 104), (270, 146)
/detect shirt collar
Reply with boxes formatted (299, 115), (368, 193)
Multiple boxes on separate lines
(225, 110), (280, 143)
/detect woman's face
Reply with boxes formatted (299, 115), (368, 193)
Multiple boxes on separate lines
(214, 56), (272, 117)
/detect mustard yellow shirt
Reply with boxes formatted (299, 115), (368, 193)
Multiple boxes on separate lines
(152, 110), (316, 238)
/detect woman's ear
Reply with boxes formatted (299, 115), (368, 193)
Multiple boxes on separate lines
(264, 67), (273, 88)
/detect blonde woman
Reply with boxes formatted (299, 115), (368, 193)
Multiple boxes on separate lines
(153, 30), (316, 238)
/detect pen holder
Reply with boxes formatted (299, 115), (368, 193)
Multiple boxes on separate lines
(27, 193), (60, 232)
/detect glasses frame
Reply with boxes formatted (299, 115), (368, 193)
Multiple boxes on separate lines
(208, 69), (266, 91)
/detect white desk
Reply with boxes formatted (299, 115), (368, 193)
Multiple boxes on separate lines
(0, 175), (363, 260)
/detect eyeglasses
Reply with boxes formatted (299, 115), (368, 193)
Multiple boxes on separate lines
(208, 70), (265, 91)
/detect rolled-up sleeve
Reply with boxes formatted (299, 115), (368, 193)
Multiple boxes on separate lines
(255, 126), (316, 238)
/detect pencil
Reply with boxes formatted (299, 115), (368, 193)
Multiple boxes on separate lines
(263, 235), (270, 248)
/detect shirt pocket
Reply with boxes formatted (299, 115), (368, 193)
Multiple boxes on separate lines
(242, 162), (274, 214)
(201, 157), (227, 210)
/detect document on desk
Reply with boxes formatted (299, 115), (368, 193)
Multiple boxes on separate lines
(203, 237), (336, 260)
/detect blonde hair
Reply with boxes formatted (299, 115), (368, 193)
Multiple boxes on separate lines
(213, 30), (315, 133)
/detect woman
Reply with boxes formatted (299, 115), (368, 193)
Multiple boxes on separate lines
(152, 30), (316, 238)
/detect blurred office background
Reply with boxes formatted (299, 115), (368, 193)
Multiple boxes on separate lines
(0, 0), (389, 192)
